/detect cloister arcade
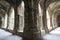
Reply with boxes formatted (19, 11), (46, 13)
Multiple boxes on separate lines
(0, 0), (60, 40)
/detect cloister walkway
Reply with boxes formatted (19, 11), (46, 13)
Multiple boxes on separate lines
(0, 29), (22, 40)
(0, 27), (60, 40)
(43, 27), (60, 40)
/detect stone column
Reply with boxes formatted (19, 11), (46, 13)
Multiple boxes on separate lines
(4, 14), (8, 28)
(13, 6), (19, 34)
(6, 7), (11, 29)
(42, 1), (49, 33)
(0, 17), (2, 28)
(50, 15), (53, 28)
(23, 0), (42, 40)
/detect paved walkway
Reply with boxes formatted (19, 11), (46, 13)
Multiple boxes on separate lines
(0, 27), (60, 40)
(0, 29), (22, 40)
(43, 27), (60, 40)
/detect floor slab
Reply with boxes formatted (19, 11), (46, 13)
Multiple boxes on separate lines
(0, 29), (22, 40)
(43, 27), (60, 40)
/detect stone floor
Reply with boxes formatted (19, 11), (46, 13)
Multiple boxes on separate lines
(0, 27), (60, 40)
(43, 27), (60, 40)
(0, 29), (22, 40)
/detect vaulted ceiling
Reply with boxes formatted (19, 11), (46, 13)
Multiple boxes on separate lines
(0, 1), (10, 16)
(5, 0), (22, 6)
(0, 0), (22, 16)
(0, 0), (60, 16)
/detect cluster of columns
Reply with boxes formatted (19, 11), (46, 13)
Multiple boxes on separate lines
(23, 0), (42, 40)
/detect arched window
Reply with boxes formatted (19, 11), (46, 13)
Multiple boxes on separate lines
(2, 13), (8, 28)
(7, 7), (15, 30)
(18, 1), (24, 32)
(38, 3), (46, 36)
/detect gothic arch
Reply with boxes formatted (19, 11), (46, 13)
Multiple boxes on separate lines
(46, 1), (60, 31)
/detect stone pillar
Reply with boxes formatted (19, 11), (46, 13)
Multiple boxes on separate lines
(0, 17), (2, 28)
(4, 14), (8, 28)
(6, 7), (11, 29)
(42, 1), (49, 33)
(50, 15), (53, 28)
(23, 0), (42, 40)
(13, 6), (19, 34)
(1, 16), (4, 28)
(6, 11), (10, 29)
